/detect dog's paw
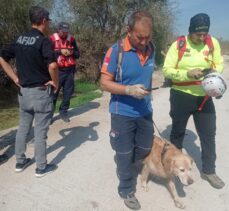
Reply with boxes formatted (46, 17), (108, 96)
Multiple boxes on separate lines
(141, 185), (149, 192)
(175, 200), (185, 209)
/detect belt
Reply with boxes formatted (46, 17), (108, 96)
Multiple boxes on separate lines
(22, 84), (45, 88)
(172, 81), (201, 86)
(19, 85), (52, 96)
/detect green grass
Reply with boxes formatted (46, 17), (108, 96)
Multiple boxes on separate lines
(55, 79), (102, 112)
(0, 80), (102, 131)
(0, 107), (19, 131)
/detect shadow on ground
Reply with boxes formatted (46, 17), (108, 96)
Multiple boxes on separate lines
(0, 101), (100, 163)
(52, 101), (100, 123)
(47, 121), (99, 165)
(0, 129), (35, 160)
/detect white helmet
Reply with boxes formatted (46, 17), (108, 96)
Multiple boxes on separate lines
(201, 72), (227, 97)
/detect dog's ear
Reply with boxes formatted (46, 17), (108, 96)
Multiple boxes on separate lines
(186, 154), (194, 165)
(168, 157), (176, 174)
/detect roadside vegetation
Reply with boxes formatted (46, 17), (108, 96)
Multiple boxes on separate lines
(0, 80), (101, 131)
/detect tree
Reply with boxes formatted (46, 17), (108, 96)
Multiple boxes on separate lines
(0, 0), (52, 88)
(67, 0), (174, 81)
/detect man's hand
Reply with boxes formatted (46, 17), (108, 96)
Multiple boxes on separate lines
(61, 49), (72, 56)
(45, 80), (58, 91)
(125, 84), (149, 99)
(187, 69), (204, 79)
(14, 77), (20, 87)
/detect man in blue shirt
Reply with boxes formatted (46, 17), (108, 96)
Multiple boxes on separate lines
(100, 10), (155, 210)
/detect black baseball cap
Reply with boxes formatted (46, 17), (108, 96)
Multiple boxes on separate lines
(29, 6), (51, 24)
(58, 22), (70, 32)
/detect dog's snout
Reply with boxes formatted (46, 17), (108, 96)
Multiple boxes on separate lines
(188, 178), (194, 185)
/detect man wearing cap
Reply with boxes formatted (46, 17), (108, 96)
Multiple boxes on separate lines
(100, 11), (155, 210)
(0, 6), (59, 177)
(50, 22), (80, 123)
(163, 13), (225, 189)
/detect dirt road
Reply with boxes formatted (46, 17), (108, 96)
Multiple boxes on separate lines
(0, 56), (229, 211)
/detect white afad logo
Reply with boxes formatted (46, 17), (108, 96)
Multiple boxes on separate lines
(16, 36), (36, 46)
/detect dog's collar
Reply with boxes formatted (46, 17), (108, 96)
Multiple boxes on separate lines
(161, 142), (171, 164)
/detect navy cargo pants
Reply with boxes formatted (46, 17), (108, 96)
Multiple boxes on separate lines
(53, 69), (75, 116)
(110, 113), (154, 198)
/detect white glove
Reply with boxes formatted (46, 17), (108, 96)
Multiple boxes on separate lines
(187, 69), (204, 79)
(61, 49), (72, 56)
(125, 84), (146, 99)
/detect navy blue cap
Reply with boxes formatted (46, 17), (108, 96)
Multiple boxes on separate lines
(189, 13), (210, 34)
(58, 22), (70, 32)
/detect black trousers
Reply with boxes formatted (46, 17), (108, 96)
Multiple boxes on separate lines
(169, 89), (216, 174)
(53, 70), (74, 115)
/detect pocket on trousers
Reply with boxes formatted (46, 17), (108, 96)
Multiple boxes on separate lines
(18, 95), (30, 111)
(109, 129), (120, 151)
(34, 98), (53, 113)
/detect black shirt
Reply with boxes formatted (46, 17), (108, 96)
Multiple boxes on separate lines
(1, 28), (56, 87)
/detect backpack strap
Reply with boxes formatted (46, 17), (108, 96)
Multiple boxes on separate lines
(204, 34), (215, 68)
(115, 40), (155, 83)
(176, 35), (214, 69)
(115, 39), (124, 82)
(205, 34), (214, 54)
(149, 41), (156, 53)
(149, 41), (156, 88)
(174, 35), (214, 112)
(175, 36), (186, 69)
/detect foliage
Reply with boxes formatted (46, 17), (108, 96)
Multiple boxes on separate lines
(67, 0), (174, 80)
(53, 79), (102, 113)
(0, 0), (53, 87)
(0, 0), (31, 45)
(0, 0), (175, 85)
(0, 79), (101, 130)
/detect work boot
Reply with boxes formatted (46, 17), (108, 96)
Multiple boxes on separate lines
(123, 193), (141, 210)
(60, 114), (70, 123)
(201, 173), (225, 189)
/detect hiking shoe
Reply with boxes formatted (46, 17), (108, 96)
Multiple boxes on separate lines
(0, 154), (8, 165)
(35, 164), (58, 178)
(15, 158), (32, 172)
(60, 115), (70, 123)
(201, 173), (225, 189)
(50, 118), (54, 125)
(123, 193), (141, 210)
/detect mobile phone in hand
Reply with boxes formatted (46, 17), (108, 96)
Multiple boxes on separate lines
(144, 87), (159, 91)
(47, 84), (52, 95)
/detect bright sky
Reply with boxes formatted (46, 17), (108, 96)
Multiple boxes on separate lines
(174, 0), (229, 40)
